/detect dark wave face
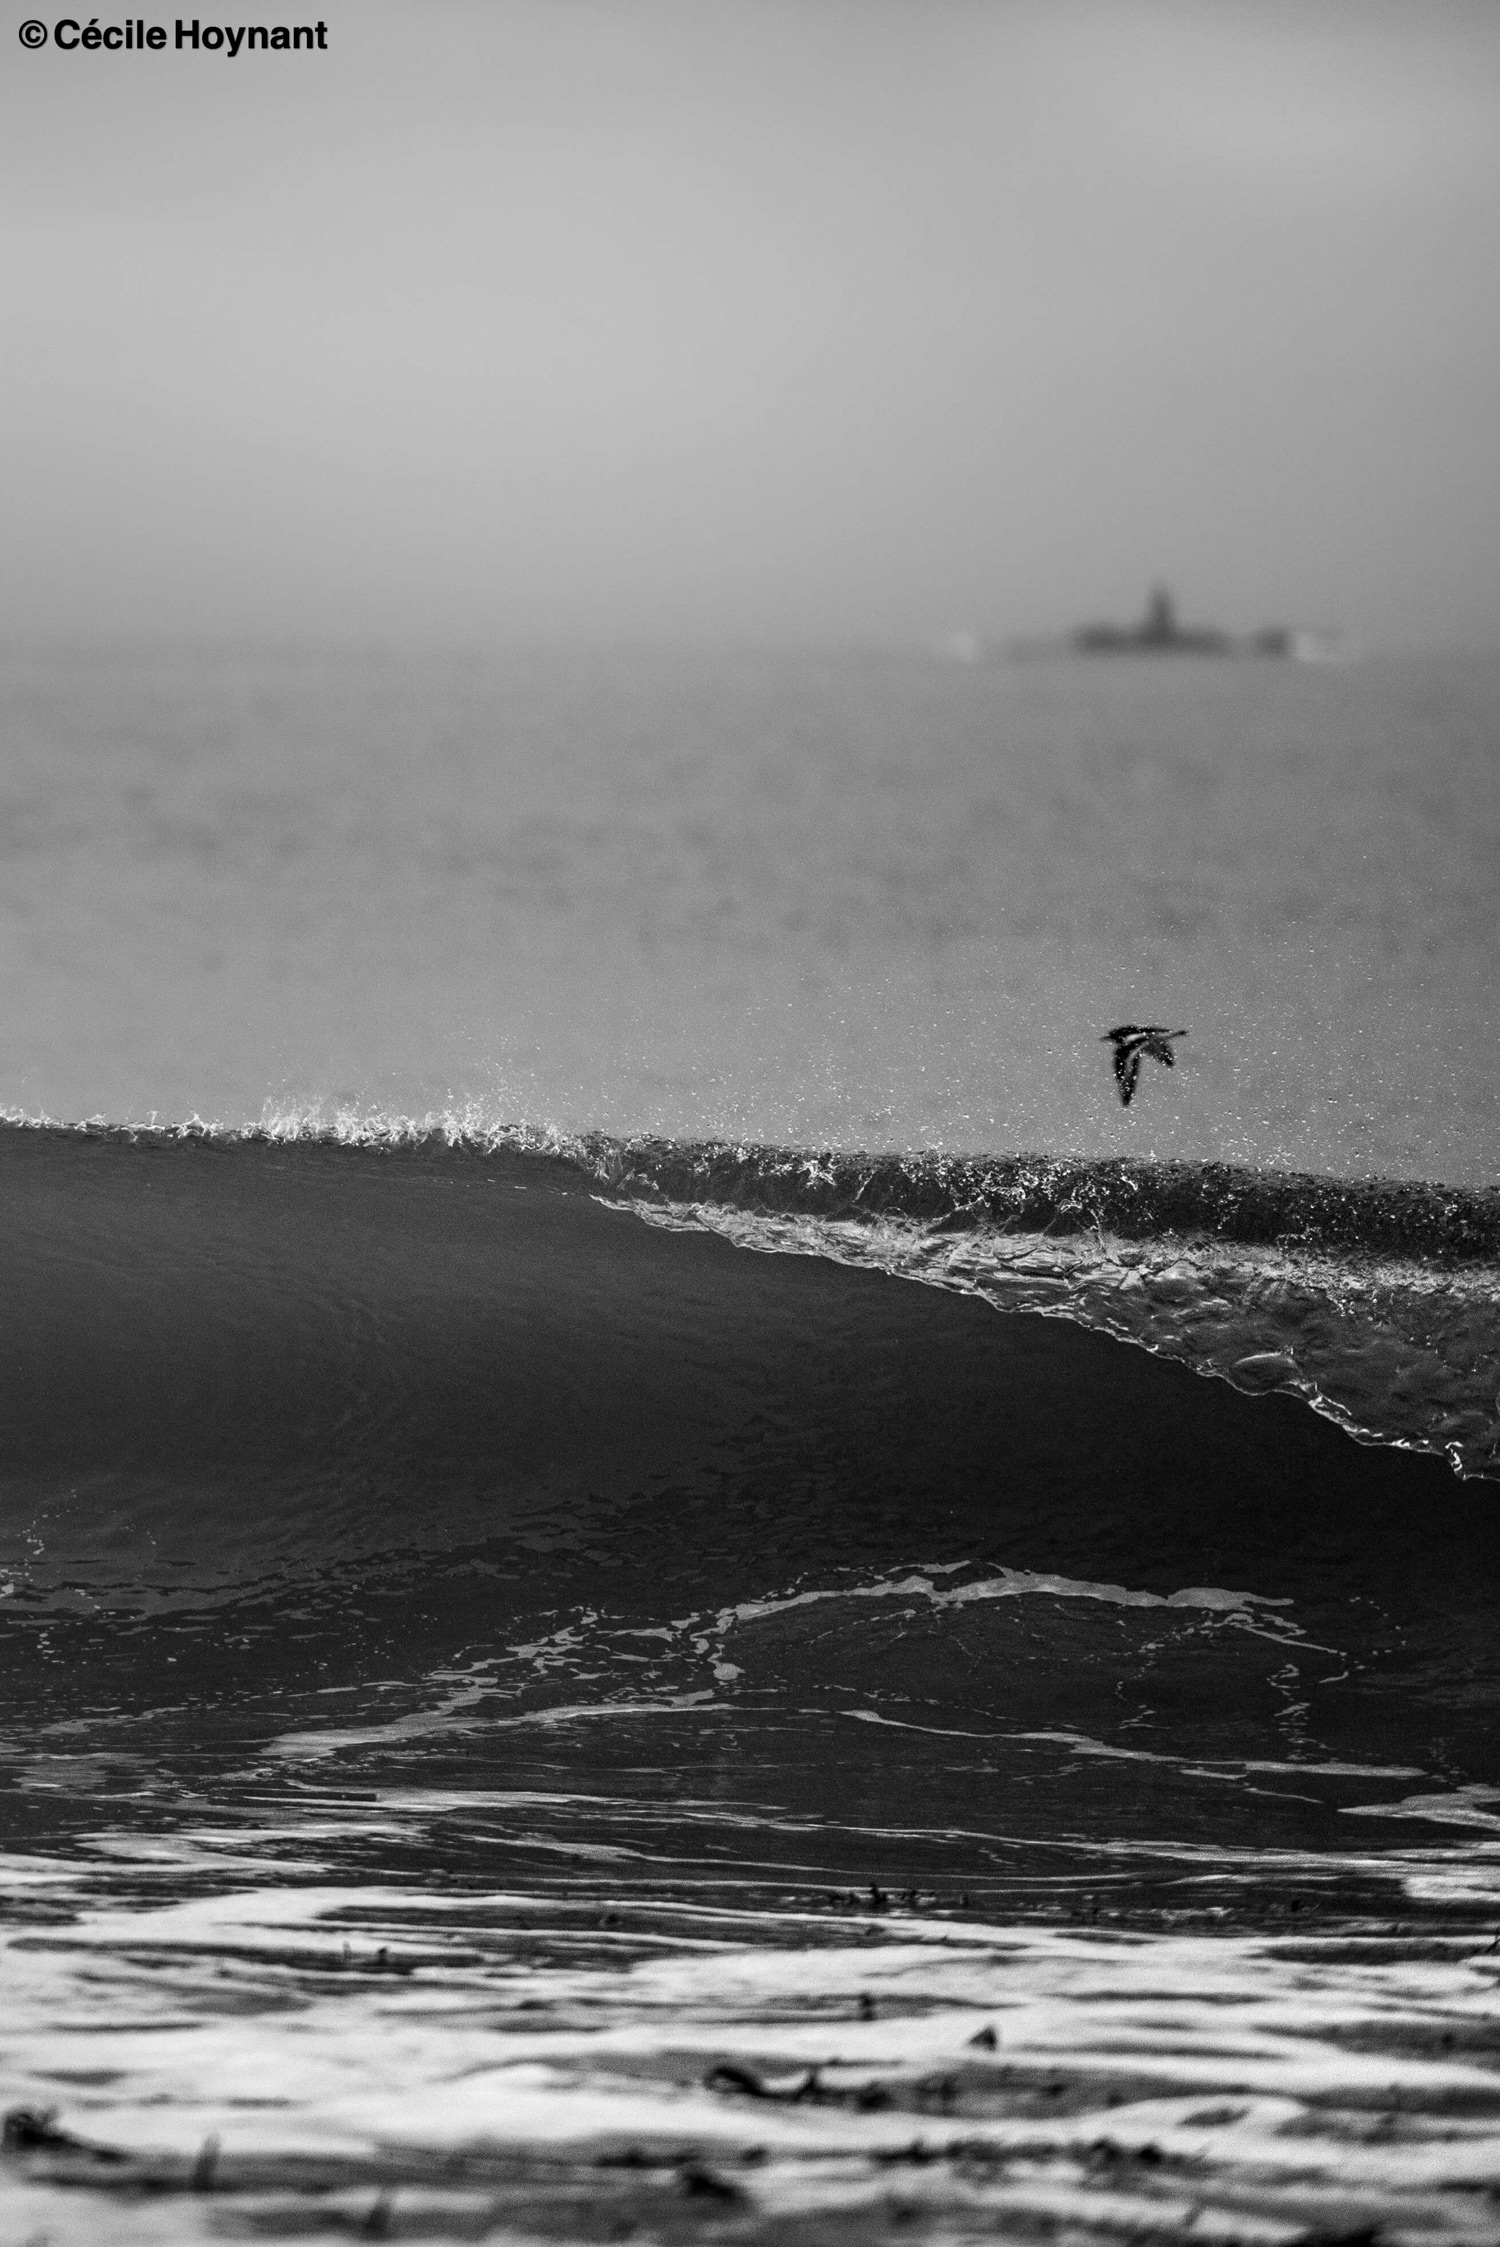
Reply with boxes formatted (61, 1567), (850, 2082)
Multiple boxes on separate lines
(4, 1120), (1500, 2242)
(3, 1115), (1498, 1880)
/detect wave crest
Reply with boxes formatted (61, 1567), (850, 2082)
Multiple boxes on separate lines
(5, 1113), (1496, 1479)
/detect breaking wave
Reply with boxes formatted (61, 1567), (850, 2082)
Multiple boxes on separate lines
(6, 1108), (1497, 1484)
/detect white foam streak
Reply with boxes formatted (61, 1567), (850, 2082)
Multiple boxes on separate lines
(5, 1872), (1500, 2240)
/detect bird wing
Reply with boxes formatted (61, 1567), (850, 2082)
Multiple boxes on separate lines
(1117, 1050), (1142, 1105)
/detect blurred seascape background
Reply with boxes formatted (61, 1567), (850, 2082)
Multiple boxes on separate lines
(4, 6), (1500, 2242)
(1, 639), (1498, 1181)
(4, 0), (1498, 1179)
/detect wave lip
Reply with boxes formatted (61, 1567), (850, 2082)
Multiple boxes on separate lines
(583, 1139), (1500, 1264)
(11, 1109), (1499, 1265)
(252, 1111), (1500, 1265)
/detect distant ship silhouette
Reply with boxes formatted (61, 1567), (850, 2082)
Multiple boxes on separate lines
(954, 591), (1344, 667)
(1073, 586), (1291, 658)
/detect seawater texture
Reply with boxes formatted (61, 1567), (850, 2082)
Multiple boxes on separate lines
(1, 1131), (1499, 2233)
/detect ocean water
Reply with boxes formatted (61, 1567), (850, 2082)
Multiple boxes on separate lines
(1, 648), (1498, 2243)
(2, 645), (1497, 1176)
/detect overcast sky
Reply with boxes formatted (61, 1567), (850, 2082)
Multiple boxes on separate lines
(4, 0), (1498, 648)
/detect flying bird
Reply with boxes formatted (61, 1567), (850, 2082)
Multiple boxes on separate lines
(1102, 1024), (1186, 1106)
